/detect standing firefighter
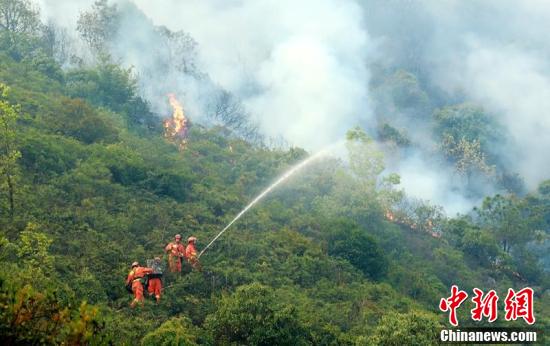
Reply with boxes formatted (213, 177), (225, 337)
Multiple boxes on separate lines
(186, 236), (201, 271)
(147, 257), (163, 303)
(165, 234), (185, 272)
(126, 262), (153, 308)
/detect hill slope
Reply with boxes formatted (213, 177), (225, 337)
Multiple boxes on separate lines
(0, 26), (549, 346)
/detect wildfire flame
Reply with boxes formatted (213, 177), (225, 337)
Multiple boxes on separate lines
(384, 209), (441, 238)
(164, 93), (189, 149)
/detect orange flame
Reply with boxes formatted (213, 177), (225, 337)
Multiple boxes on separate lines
(168, 93), (186, 134)
(164, 93), (189, 149)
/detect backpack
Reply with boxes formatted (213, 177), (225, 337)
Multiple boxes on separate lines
(146, 259), (164, 278)
(125, 282), (132, 293)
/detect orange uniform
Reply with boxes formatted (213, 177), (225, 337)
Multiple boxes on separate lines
(126, 266), (153, 308)
(185, 242), (201, 270)
(165, 241), (185, 272)
(147, 277), (162, 302)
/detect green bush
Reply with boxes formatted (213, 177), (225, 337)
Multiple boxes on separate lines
(368, 310), (441, 346)
(325, 219), (388, 280)
(205, 283), (310, 345)
(142, 317), (200, 346)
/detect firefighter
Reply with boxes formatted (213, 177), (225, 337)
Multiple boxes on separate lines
(147, 257), (163, 303)
(165, 234), (185, 272)
(186, 236), (201, 271)
(126, 261), (153, 308)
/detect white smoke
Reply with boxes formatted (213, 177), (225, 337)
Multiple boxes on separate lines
(37, 0), (95, 30)
(394, 153), (484, 215)
(131, 0), (373, 149)
(359, 0), (550, 207)
(35, 0), (550, 212)
(419, 0), (550, 189)
(456, 43), (550, 188)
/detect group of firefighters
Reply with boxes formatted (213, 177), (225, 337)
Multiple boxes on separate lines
(125, 234), (201, 308)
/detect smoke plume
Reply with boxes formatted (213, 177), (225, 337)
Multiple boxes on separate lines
(35, 0), (550, 213)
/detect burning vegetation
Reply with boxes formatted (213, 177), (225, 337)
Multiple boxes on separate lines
(385, 209), (442, 239)
(164, 93), (189, 149)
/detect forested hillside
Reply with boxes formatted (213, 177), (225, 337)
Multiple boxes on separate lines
(0, 0), (548, 345)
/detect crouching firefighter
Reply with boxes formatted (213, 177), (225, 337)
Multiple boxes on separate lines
(147, 257), (164, 303)
(186, 236), (202, 271)
(126, 261), (153, 308)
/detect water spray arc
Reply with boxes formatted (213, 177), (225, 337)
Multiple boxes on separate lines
(198, 148), (332, 259)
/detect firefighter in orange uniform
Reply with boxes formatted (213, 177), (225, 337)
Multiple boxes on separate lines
(186, 236), (201, 271)
(147, 257), (163, 303)
(165, 234), (185, 272)
(126, 261), (153, 308)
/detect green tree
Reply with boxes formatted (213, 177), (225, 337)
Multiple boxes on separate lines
(346, 127), (385, 188)
(461, 228), (500, 266)
(22, 51), (63, 81)
(442, 136), (495, 177)
(385, 70), (430, 112)
(17, 222), (53, 270)
(315, 127), (401, 227)
(393, 197), (444, 234)
(0, 0), (40, 58)
(325, 219), (388, 280)
(0, 282), (107, 345)
(371, 69), (430, 119)
(76, 0), (119, 54)
(66, 57), (138, 112)
(205, 283), (309, 345)
(433, 104), (499, 178)
(0, 83), (20, 218)
(377, 123), (410, 147)
(156, 26), (199, 75)
(476, 194), (532, 254)
(52, 98), (118, 144)
(141, 317), (200, 346)
(367, 310), (441, 346)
